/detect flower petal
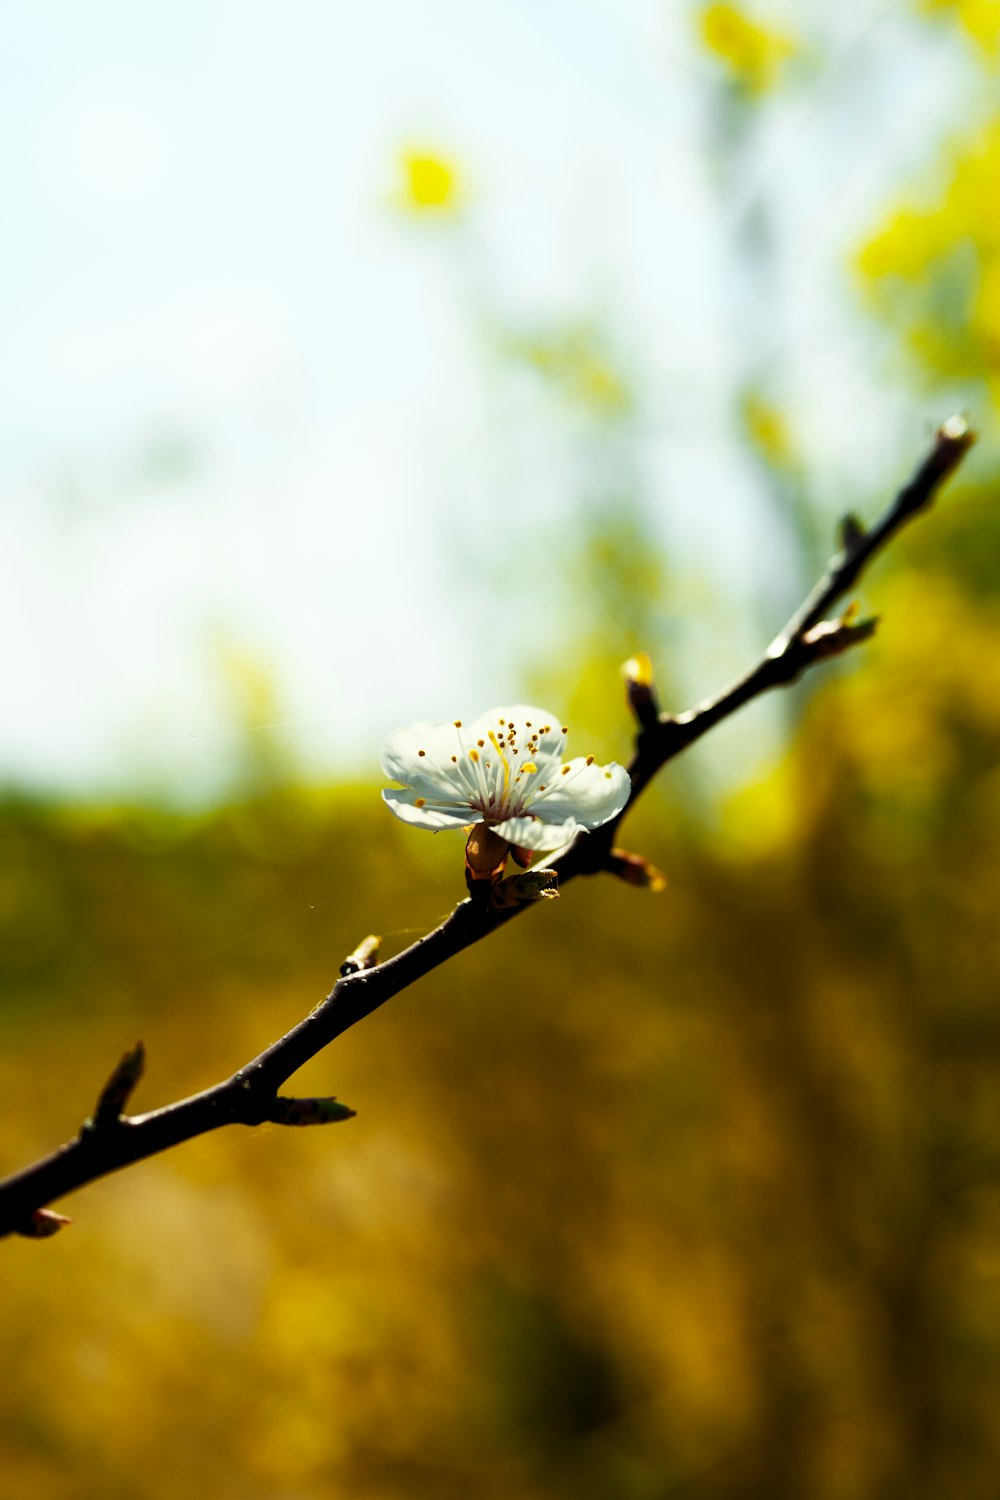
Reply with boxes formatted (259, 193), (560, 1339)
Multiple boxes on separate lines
(380, 720), (469, 784)
(381, 788), (472, 831)
(529, 759), (631, 828)
(378, 708), (621, 844)
(466, 705), (568, 766)
(493, 814), (583, 851)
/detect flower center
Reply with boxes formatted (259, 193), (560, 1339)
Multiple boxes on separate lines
(452, 715), (556, 824)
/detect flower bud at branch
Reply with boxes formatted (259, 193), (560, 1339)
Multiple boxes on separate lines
(340, 934), (382, 977)
(15, 1209), (73, 1239)
(465, 825), (510, 882)
(622, 652), (661, 729)
(606, 847), (667, 892)
(489, 869), (559, 908)
(801, 612), (878, 659)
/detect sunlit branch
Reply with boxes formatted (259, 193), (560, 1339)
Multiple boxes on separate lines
(615, 415), (975, 809)
(0, 418), (974, 1240)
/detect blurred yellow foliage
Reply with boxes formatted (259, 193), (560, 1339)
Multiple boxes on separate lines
(857, 208), (953, 282)
(398, 148), (460, 212)
(504, 325), (631, 416)
(742, 390), (797, 468)
(699, 3), (798, 95)
(858, 119), (1000, 393)
(919, 0), (1000, 53)
(859, 122), (1000, 276)
(829, 571), (1000, 804)
(978, 256), (1000, 346)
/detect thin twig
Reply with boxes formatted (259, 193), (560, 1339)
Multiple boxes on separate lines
(616, 415), (974, 809)
(0, 418), (975, 1239)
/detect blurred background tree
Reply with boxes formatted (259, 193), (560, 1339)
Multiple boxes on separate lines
(2, 1), (999, 1497)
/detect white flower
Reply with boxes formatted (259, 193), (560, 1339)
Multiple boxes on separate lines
(380, 705), (632, 852)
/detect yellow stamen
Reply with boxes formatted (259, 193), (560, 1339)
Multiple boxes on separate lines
(414, 797), (426, 807)
(488, 730), (511, 800)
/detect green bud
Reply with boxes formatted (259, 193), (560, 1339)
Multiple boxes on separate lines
(269, 1096), (357, 1126)
(489, 869), (559, 909)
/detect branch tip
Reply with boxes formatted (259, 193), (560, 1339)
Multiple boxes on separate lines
(913, 415), (976, 498)
(91, 1040), (146, 1128)
(937, 413), (975, 455)
(838, 512), (866, 556)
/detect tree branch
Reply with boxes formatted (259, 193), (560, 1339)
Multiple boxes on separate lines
(0, 418), (975, 1239)
(618, 415), (975, 807)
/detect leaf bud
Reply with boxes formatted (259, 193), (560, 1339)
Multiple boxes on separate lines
(16, 1209), (73, 1239)
(269, 1096), (357, 1126)
(340, 934), (382, 977)
(622, 652), (660, 729)
(606, 847), (667, 892)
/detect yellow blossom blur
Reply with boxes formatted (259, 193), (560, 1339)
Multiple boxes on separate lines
(699, 3), (798, 96)
(918, 0), (1000, 53)
(398, 148), (460, 212)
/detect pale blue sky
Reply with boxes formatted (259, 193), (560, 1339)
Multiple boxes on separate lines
(1, 0), (978, 799)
